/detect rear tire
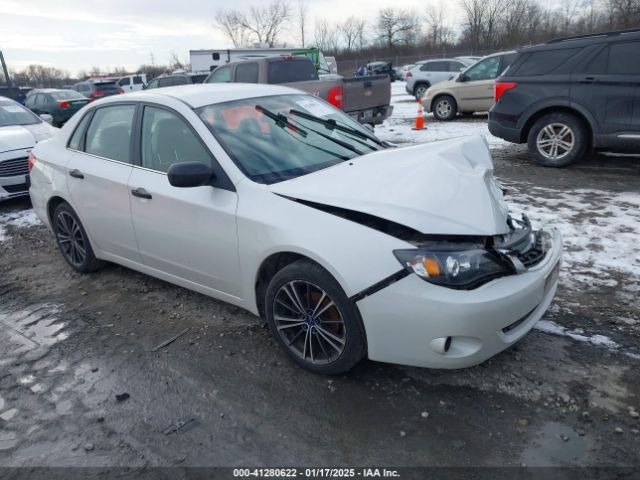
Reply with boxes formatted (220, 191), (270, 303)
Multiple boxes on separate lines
(264, 260), (366, 375)
(413, 83), (429, 100)
(527, 112), (588, 167)
(432, 95), (458, 121)
(53, 202), (104, 273)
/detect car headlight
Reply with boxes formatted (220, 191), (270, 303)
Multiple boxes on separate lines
(393, 247), (513, 289)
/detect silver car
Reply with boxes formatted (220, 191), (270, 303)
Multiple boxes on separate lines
(405, 58), (475, 99)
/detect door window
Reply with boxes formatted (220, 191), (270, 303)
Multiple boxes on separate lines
(464, 56), (501, 81)
(141, 106), (213, 173)
(68, 112), (93, 151)
(133, 76), (143, 85)
(608, 42), (640, 75)
(84, 105), (136, 163)
(207, 66), (232, 83)
(235, 63), (259, 83)
(117, 78), (130, 87)
(35, 94), (47, 106)
(448, 61), (466, 72)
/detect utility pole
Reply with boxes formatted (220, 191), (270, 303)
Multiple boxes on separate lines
(0, 49), (14, 88)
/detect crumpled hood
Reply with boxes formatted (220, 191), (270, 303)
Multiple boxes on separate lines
(0, 123), (55, 153)
(269, 135), (510, 236)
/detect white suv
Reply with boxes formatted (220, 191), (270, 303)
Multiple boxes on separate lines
(405, 58), (474, 99)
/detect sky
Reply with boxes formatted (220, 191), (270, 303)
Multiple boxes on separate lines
(0, 0), (440, 75)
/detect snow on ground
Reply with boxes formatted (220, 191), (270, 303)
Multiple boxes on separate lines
(505, 183), (640, 291)
(376, 82), (511, 148)
(0, 210), (41, 242)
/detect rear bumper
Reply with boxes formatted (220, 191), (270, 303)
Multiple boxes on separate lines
(348, 105), (394, 126)
(357, 229), (562, 369)
(488, 119), (522, 144)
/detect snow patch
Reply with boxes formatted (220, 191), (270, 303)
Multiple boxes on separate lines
(536, 319), (639, 360)
(376, 82), (511, 148)
(0, 209), (42, 242)
(505, 183), (640, 290)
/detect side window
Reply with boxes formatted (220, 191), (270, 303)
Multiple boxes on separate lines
(449, 61), (465, 72)
(68, 112), (93, 151)
(158, 78), (172, 88)
(117, 78), (129, 87)
(608, 41), (640, 75)
(85, 105), (136, 163)
(235, 63), (259, 83)
(207, 66), (232, 83)
(513, 48), (581, 76)
(25, 95), (35, 107)
(133, 76), (143, 85)
(147, 79), (158, 89)
(464, 56), (501, 81)
(499, 53), (518, 75)
(141, 106), (213, 174)
(35, 94), (47, 106)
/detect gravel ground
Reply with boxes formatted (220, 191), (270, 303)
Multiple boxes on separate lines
(0, 85), (639, 472)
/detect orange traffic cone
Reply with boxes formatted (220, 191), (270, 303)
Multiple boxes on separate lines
(413, 100), (425, 130)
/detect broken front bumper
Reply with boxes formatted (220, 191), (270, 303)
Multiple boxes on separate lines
(356, 228), (562, 369)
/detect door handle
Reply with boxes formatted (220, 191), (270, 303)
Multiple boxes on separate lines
(69, 169), (84, 179)
(131, 187), (152, 199)
(580, 76), (598, 84)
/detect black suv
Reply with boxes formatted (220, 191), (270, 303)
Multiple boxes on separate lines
(489, 29), (640, 167)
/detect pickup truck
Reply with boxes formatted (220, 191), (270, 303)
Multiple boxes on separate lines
(204, 56), (393, 126)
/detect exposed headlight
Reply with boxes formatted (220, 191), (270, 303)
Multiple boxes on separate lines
(393, 247), (513, 289)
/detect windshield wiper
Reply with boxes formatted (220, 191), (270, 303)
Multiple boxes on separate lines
(256, 105), (350, 161)
(289, 109), (387, 148)
(256, 105), (307, 137)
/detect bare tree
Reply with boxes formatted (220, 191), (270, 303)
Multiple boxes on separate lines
(314, 19), (340, 52)
(341, 17), (366, 53)
(375, 8), (419, 48)
(215, 0), (290, 48)
(296, 0), (308, 47)
(424, 1), (454, 45)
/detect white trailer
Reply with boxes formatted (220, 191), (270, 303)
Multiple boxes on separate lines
(190, 48), (330, 74)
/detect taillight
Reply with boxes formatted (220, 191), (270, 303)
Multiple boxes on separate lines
(495, 82), (518, 102)
(28, 152), (37, 172)
(117, 88), (124, 94)
(406, 71), (412, 78)
(59, 100), (70, 109)
(92, 91), (105, 98)
(327, 86), (343, 110)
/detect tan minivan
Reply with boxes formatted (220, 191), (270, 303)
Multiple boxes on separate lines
(422, 51), (517, 121)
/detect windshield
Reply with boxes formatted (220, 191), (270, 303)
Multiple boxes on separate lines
(0, 99), (40, 127)
(50, 90), (85, 100)
(197, 94), (384, 184)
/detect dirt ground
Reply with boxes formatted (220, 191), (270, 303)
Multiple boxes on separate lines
(0, 122), (639, 474)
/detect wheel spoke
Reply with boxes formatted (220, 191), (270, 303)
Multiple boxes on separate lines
(287, 328), (305, 346)
(317, 332), (330, 360)
(277, 321), (306, 331)
(274, 314), (304, 323)
(283, 284), (305, 314)
(302, 329), (310, 359)
(558, 126), (570, 138)
(309, 330), (315, 363)
(290, 282), (308, 312)
(316, 327), (343, 353)
(559, 140), (572, 150)
(276, 299), (301, 316)
(313, 300), (335, 320)
(543, 125), (554, 137)
(310, 291), (326, 318)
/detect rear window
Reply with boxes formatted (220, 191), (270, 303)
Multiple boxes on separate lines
(95, 82), (118, 92)
(512, 48), (581, 76)
(236, 63), (259, 83)
(50, 90), (85, 100)
(0, 99), (40, 127)
(267, 60), (319, 84)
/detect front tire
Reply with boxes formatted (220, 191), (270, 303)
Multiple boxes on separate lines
(432, 95), (458, 121)
(264, 260), (366, 374)
(53, 202), (104, 273)
(527, 112), (588, 167)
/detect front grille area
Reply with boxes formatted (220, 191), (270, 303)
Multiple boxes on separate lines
(3, 183), (28, 194)
(0, 157), (29, 178)
(516, 234), (546, 268)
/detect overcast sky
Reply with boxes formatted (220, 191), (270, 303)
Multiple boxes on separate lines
(0, 0), (441, 75)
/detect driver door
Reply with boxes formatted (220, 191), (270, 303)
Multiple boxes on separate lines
(128, 104), (241, 297)
(455, 56), (503, 112)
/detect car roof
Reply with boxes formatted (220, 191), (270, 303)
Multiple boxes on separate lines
(522, 28), (640, 52)
(96, 83), (302, 108)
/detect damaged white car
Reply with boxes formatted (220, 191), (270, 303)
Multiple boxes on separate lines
(28, 84), (562, 374)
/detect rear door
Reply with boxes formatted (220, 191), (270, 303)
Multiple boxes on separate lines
(571, 40), (640, 144)
(65, 104), (140, 262)
(128, 104), (241, 296)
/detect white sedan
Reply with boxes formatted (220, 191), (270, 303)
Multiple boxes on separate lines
(28, 84), (562, 374)
(1, 96), (56, 200)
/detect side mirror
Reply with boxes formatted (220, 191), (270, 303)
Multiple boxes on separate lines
(168, 161), (216, 188)
(40, 114), (53, 124)
(457, 73), (468, 82)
